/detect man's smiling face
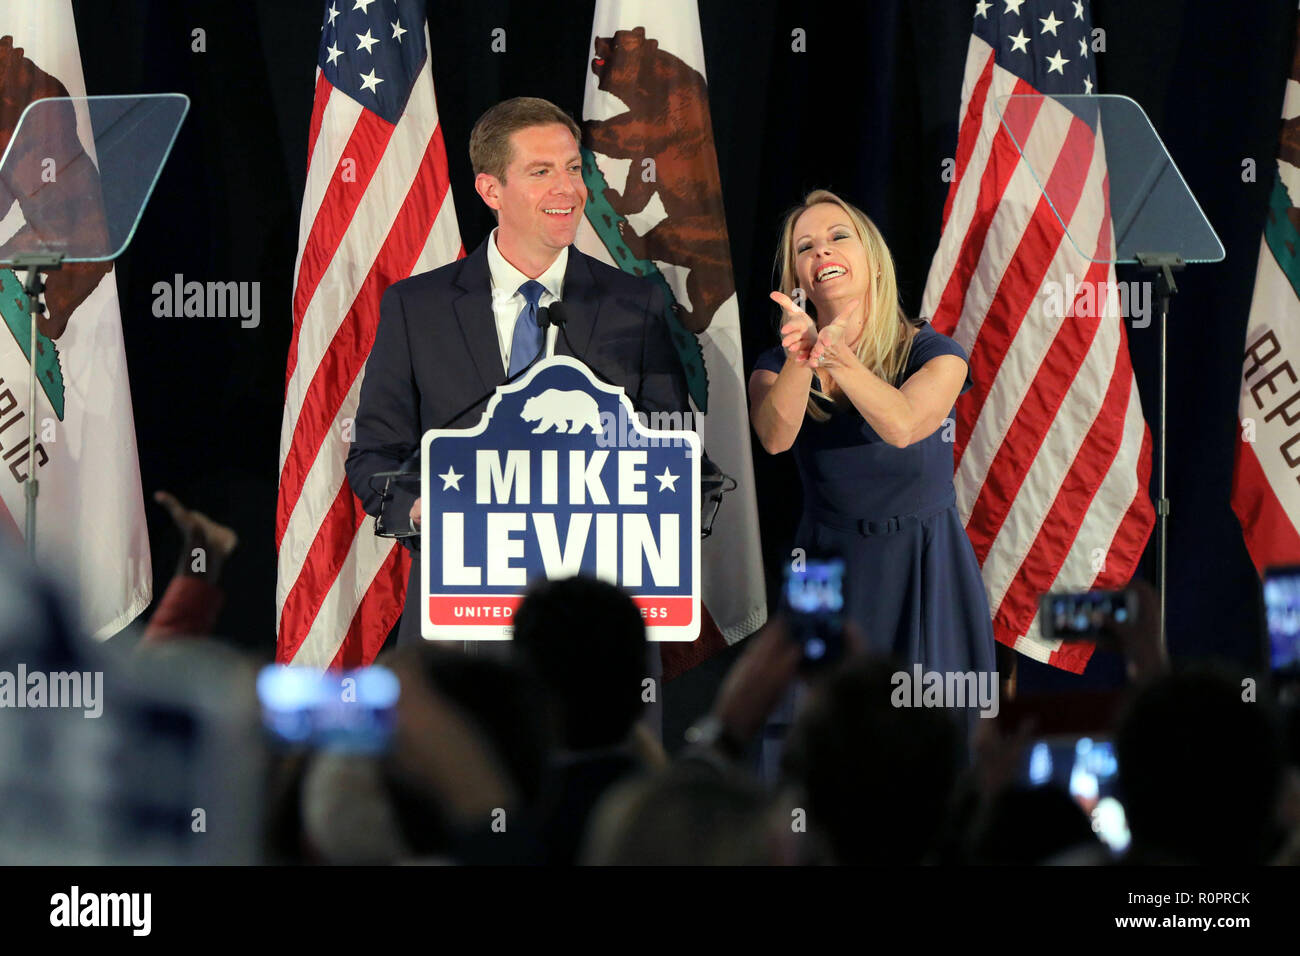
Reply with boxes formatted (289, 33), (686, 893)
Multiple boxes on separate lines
(485, 122), (587, 264)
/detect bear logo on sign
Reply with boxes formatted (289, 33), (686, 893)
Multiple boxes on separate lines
(520, 389), (603, 434)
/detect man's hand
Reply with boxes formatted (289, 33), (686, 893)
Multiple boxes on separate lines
(410, 497), (422, 530)
(710, 616), (803, 745)
(1098, 577), (1165, 682)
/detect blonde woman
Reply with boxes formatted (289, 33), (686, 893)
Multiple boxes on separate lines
(749, 190), (995, 688)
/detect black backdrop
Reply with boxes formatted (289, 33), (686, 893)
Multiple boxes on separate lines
(66, 0), (1296, 694)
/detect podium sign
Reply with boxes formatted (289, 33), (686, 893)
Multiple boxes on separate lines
(420, 357), (701, 641)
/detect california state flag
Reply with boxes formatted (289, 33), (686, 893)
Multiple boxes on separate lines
(1233, 4), (1300, 572)
(576, 0), (767, 677)
(0, 0), (151, 635)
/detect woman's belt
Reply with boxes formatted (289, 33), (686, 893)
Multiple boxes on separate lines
(806, 487), (957, 536)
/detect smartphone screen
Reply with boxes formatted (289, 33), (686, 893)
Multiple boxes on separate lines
(1039, 588), (1136, 642)
(257, 665), (399, 753)
(1263, 565), (1300, 676)
(1023, 735), (1130, 855)
(783, 556), (846, 670)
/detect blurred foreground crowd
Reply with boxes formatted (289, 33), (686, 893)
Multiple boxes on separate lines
(1, 495), (1298, 866)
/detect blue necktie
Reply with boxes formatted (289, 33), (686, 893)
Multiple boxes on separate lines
(508, 279), (547, 376)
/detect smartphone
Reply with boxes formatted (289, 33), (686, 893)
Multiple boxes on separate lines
(1263, 565), (1300, 678)
(783, 554), (847, 671)
(1023, 735), (1130, 855)
(1038, 587), (1138, 642)
(257, 665), (400, 754)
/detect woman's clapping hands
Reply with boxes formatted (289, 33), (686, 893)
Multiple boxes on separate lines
(770, 290), (863, 378)
(770, 291), (817, 365)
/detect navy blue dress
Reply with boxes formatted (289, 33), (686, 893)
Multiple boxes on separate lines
(754, 321), (996, 679)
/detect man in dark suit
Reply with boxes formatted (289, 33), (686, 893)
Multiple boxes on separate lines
(345, 97), (690, 646)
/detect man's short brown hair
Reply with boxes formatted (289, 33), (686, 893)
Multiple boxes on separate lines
(468, 96), (582, 183)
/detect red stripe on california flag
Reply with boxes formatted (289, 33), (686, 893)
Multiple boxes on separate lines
(277, 125), (453, 546)
(941, 49), (995, 230)
(276, 480), (367, 664)
(930, 77), (1039, 339)
(1232, 435), (1300, 575)
(286, 108), (394, 387)
(305, 70), (331, 171)
(0, 496), (19, 541)
(328, 541), (411, 669)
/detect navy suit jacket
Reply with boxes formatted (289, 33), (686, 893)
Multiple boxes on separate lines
(345, 236), (691, 644)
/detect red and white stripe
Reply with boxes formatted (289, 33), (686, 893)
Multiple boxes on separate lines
(922, 35), (1155, 673)
(276, 27), (463, 669)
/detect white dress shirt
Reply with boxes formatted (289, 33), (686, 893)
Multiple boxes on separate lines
(486, 227), (567, 373)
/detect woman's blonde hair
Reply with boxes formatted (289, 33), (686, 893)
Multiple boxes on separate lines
(773, 189), (916, 421)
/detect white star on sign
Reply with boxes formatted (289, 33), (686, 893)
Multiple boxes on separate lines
(655, 468), (679, 492)
(325, 42), (342, 66)
(359, 68), (384, 93)
(356, 28), (378, 53)
(353, 0), (376, 12)
(326, 3), (339, 26)
(1078, 37), (1088, 57)
(1040, 10), (1063, 35)
(439, 466), (463, 491)
(1083, 75), (1094, 94)
(1073, 0), (1084, 19)
(391, 19), (407, 42)
(1004, 0), (1026, 14)
(1046, 49), (1069, 75)
(1008, 29), (1030, 53)
(974, 0), (991, 17)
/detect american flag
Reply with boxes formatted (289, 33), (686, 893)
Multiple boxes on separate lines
(276, 0), (462, 668)
(921, 0), (1154, 672)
